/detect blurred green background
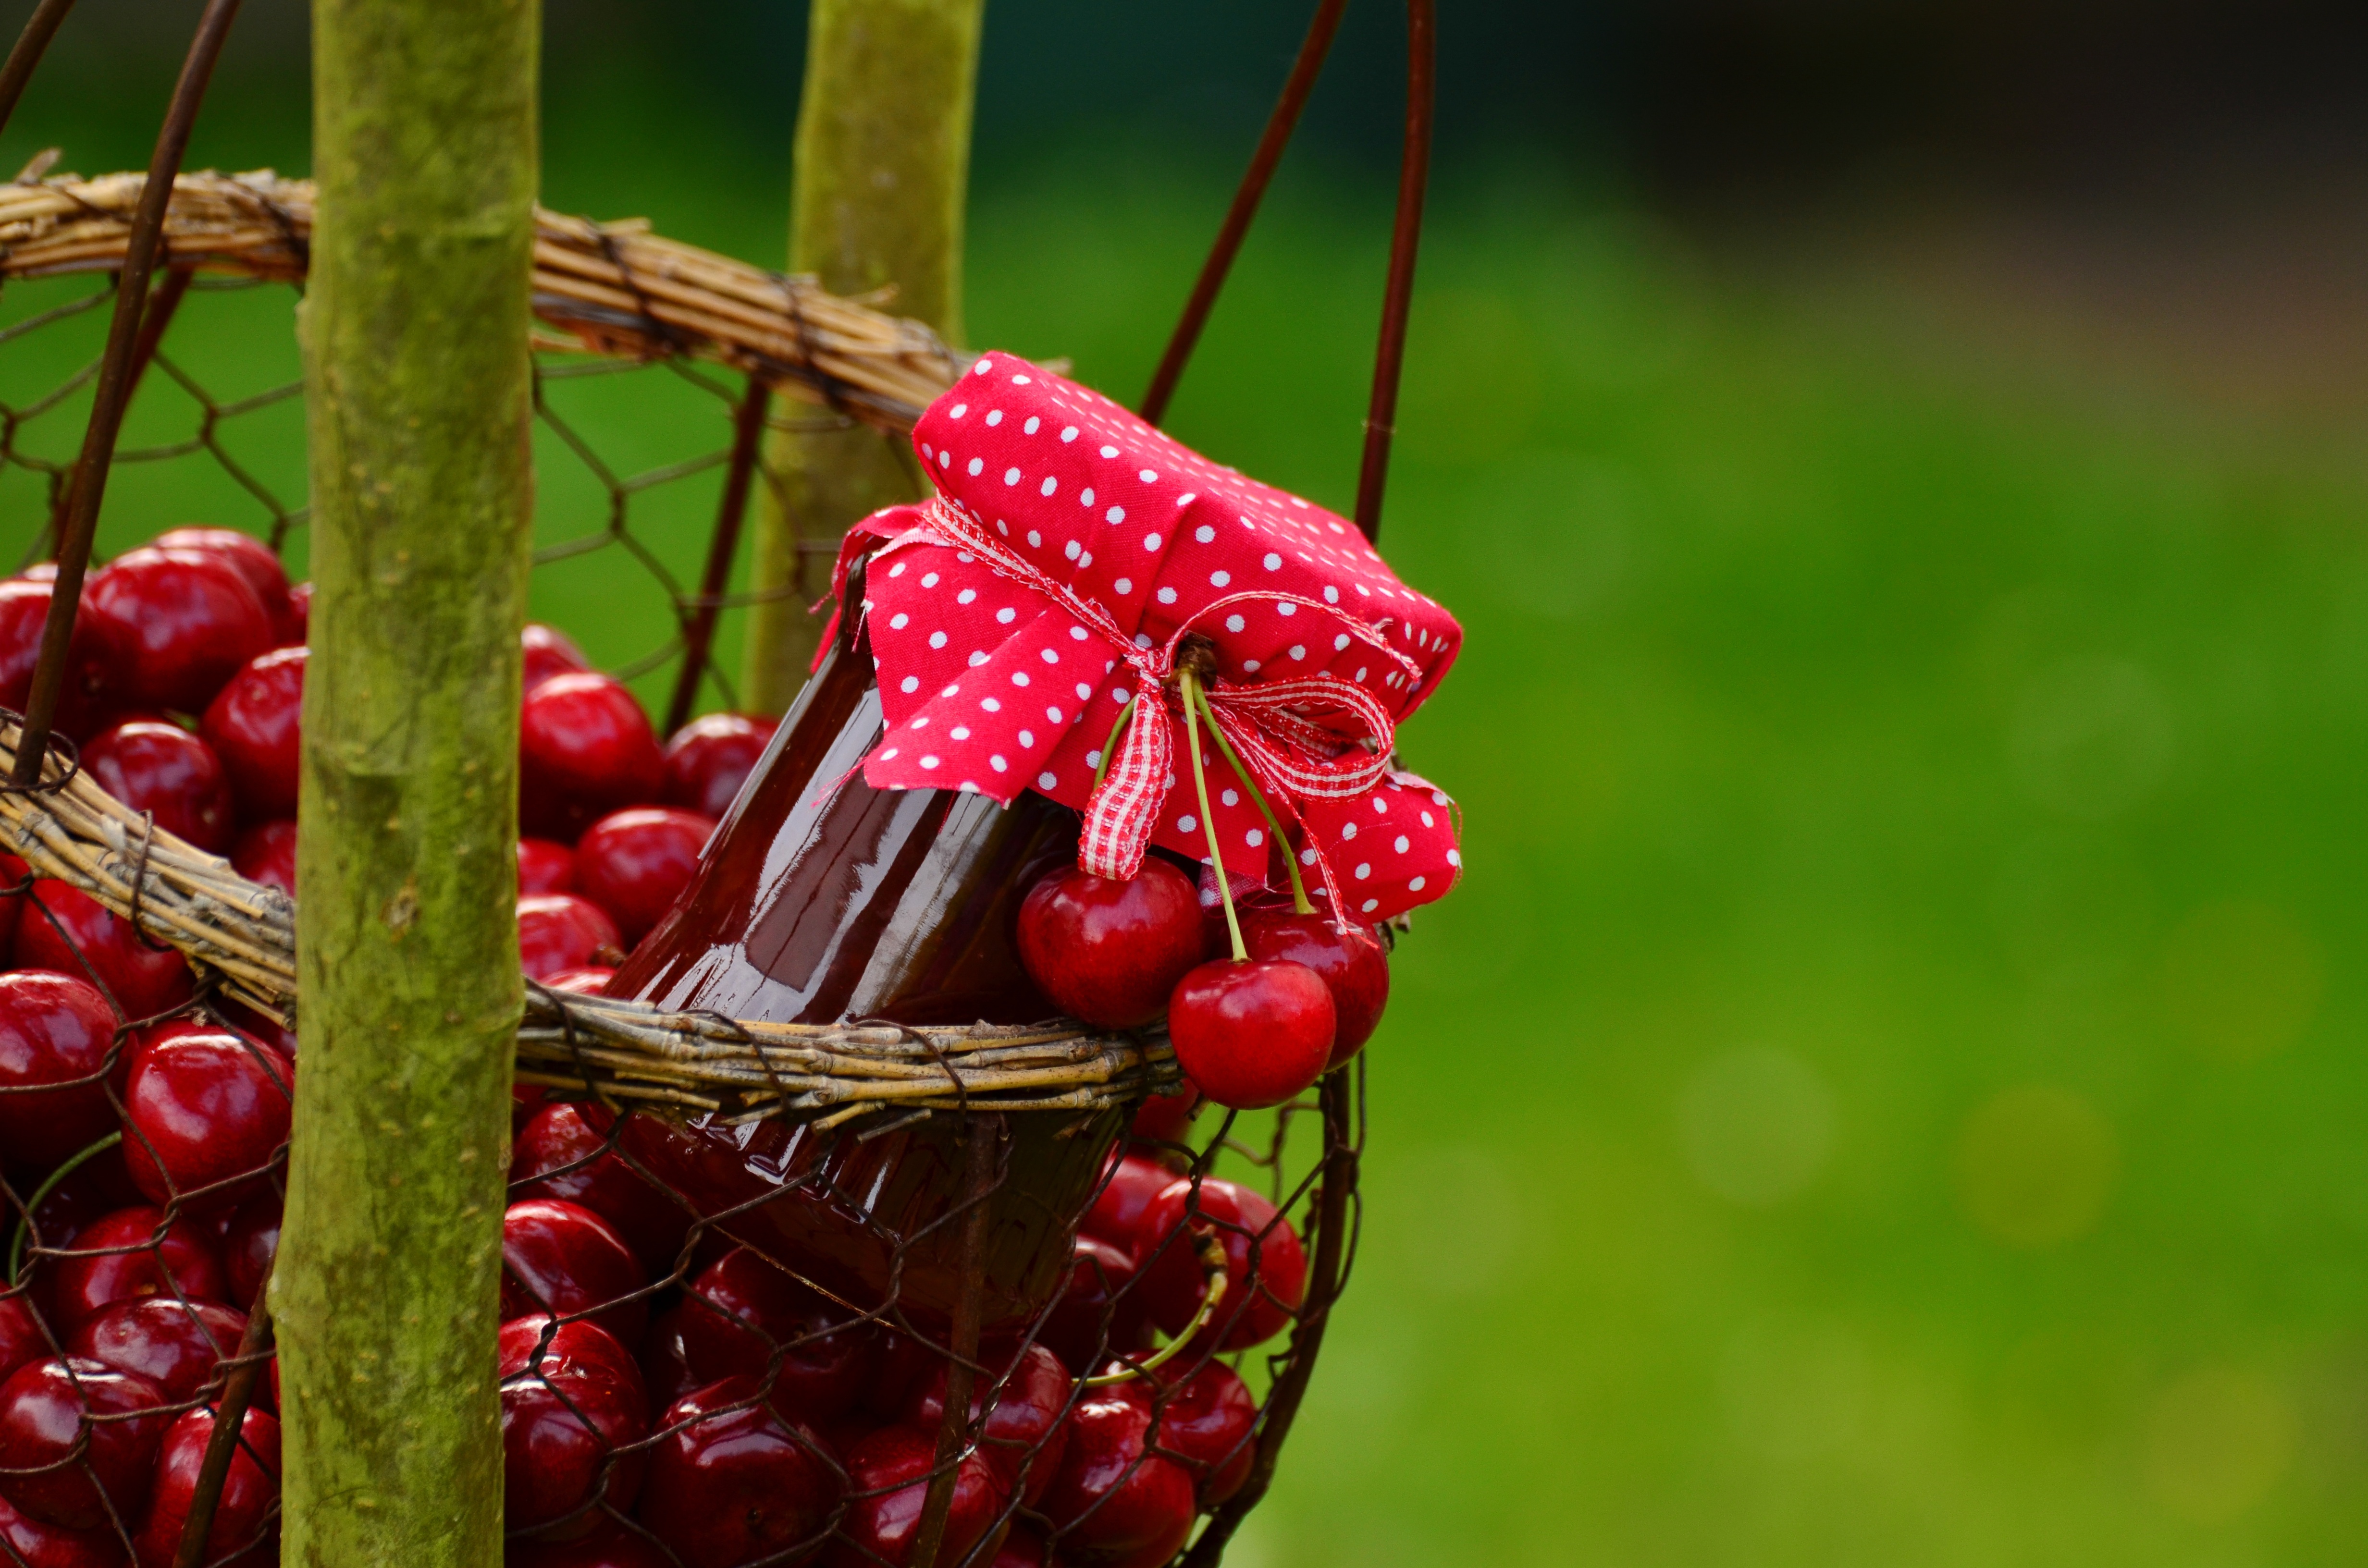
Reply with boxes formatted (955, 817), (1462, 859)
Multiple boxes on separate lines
(9, 1), (2368, 1563)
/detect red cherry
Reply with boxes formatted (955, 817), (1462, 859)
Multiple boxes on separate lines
(518, 894), (623, 982)
(506, 1526), (675, 1568)
(219, 999), (298, 1061)
(541, 967), (614, 995)
(16, 881), (194, 1022)
(0, 970), (122, 1169)
(199, 646), (305, 821)
(858, 1332), (943, 1427)
(522, 623), (592, 695)
(1147, 1359), (1257, 1507)
(13, 1141), (140, 1257)
(1081, 1153), (1177, 1253)
(518, 838), (577, 895)
(636, 1307), (700, 1413)
(660, 713), (777, 820)
(65, 1298), (246, 1406)
(1039, 1236), (1153, 1378)
(988, 1527), (1050, 1568)
(830, 1424), (1008, 1568)
(220, 1193), (281, 1305)
(230, 820), (297, 896)
(119, 1025), (294, 1211)
(130, 1402), (278, 1568)
(1195, 865), (1280, 961)
(676, 1247), (881, 1424)
(498, 1315), (650, 1540)
(1240, 909), (1387, 1066)
(150, 527), (290, 629)
(84, 549), (273, 716)
(0, 580), (118, 742)
(1166, 959), (1333, 1110)
(903, 1341), (1071, 1506)
(1016, 862), (1204, 1029)
(1128, 1084), (1201, 1146)
(571, 808), (714, 946)
(277, 580), (311, 649)
(520, 674), (664, 842)
(500, 1199), (647, 1347)
(0, 1356), (170, 1529)
(0, 1486), (122, 1568)
(75, 723), (234, 853)
(0, 1299), (44, 1393)
(1132, 1178), (1306, 1353)
(48, 1206), (227, 1335)
(511, 1102), (690, 1277)
(1037, 1380), (1196, 1568)
(638, 1375), (843, 1568)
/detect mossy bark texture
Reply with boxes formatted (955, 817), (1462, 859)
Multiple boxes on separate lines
(740, 0), (983, 711)
(278, 0), (539, 1563)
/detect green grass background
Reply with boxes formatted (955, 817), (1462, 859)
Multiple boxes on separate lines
(6, 93), (2368, 1565)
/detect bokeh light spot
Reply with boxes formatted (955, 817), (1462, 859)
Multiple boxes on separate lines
(2159, 899), (2324, 1063)
(1954, 1083), (2118, 1247)
(2143, 1366), (2295, 1523)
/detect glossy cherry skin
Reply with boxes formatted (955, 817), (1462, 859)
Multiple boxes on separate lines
(0, 580), (117, 742)
(511, 1102), (690, 1277)
(1039, 1237), (1153, 1378)
(1146, 1359), (1257, 1507)
(130, 1402), (278, 1568)
(65, 1299), (246, 1407)
(660, 713), (777, 820)
(638, 1375), (844, 1568)
(0, 1357), (170, 1529)
(541, 967), (614, 996)
(16, 881), (194, 1023)
(499, 1315), (650, 1540)
(229, 820), (296, 897)
(506, 1526), (674, 1568)
(904, 1342), (1071, 1506)
(988, 1527), (1049, 1568)
(47, 1207), (228, 1337)
(0, 1298), (45, 1393)
(0, 970), (122, 1170)
(830, 1424), (1008, 1568)
(676, 1247), (882, 1425)
(519, 674), (666, 843)
(518, 894), (624, 982)
(1037, 1380), (1196, 1568)
(1080, 1153), (1179, 1255)
(499, 1199), (648, 1347)
(571, 808), (715, 945)
(522, 624), (592, 695)
(120, 1025), (293, 1210)
(219, 1194), (280, 1306)
(84, 548), (274, 717)
(1128, 1085), (1201, 1147)
(1016, 862), (1204, 1029)
(1239, 910), (1387, 1066)
(199, 646), (305, 821)
(1166, 959), (1333, 1111)
(1131, 1178), (1305, 1353)
(277, 580), (311, 649)
(150, 528), (290, 630)
(78, 723), (235, 854)
(0, 1486), (123, 1568)
(518, 838), (577, 895)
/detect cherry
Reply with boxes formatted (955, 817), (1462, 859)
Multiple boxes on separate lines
(1016, 862), (1204, 1029)
(511, 1102), (690, 1277)
(75, 723), (234, 854)
(1128, 1085), (1201, 1146)
(1166, 959), (1332, 1111)
(0, 580), (117, 742)
(499, 1199), (648, 1347)
(638, 1375), (843, 1568)
(1132, 1178), (1305, 1353)
(506, 1526), (675, 1568)
(130, 1402), (278, 1568)
(1080, 1153), (1177, 1254)
(277, 580), (311, 649)
(660, 713), (777, 820)
(636, 1307), (700, 1413)
(989, 1527), (1050, 1568)
(65, 1298), (247, 1406)
(1240, 910), (1387, 1066)
(15, 881), (194, 1022)
(220, 1000), (298, 1061)
(199, 646), (305, 821)
(0, 1356), (170, 1530)
(903, 1341), (1071, 1506)
(540, 967), (614, 995)
(676, 1247), (881, 1424)
(219, 1194), (280, 1306)
(518, 894), (624, 982)
(1037, 1380), (1196, 1568)
(1146, 1359), (1257, 1507)
(1039, 1237), (1153, 1378)
(150, 527), (290, 629)
(858, 1332), (943, 1427)
(48, 1207), (227, 1336)
(0, 1486), (122, 1568)
(522, 623), (592, 695)
(0, 970), (122, 1170)
(498, 1315), (650, 1540)
(519, 674), (665, 842)
(518, 838), (577, 895)
(571, 808), (714, 945)
(0, 852), (24, 964)
(830, 1424), (1008, 1568)
(119, 1025), (293, 1211)
(0, 1298), (44, 1392)
(230, 820), (297, 897)
(84, 548), (273, 716)
(14, 1143), (140, 1257)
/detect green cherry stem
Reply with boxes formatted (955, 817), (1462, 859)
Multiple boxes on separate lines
(1188, 677), (1315, 917)
(1180, 667), (1246, 963)
(1091, 696), (1138, 791)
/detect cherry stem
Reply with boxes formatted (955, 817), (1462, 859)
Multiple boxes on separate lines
(1082, 1233), (1231, 1385)
(1188, 678), (1314, 917)
(1180, 668), (1246, 963)
(1091, 696), (1136, 792)
(5, 1129), (121, 1285)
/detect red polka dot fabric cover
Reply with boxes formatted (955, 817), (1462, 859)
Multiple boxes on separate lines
(842, 352), (1464, 923)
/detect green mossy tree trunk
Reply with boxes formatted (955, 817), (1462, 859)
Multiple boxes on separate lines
(740, 0), (984, 711)
(276, 0), (540, 1562)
